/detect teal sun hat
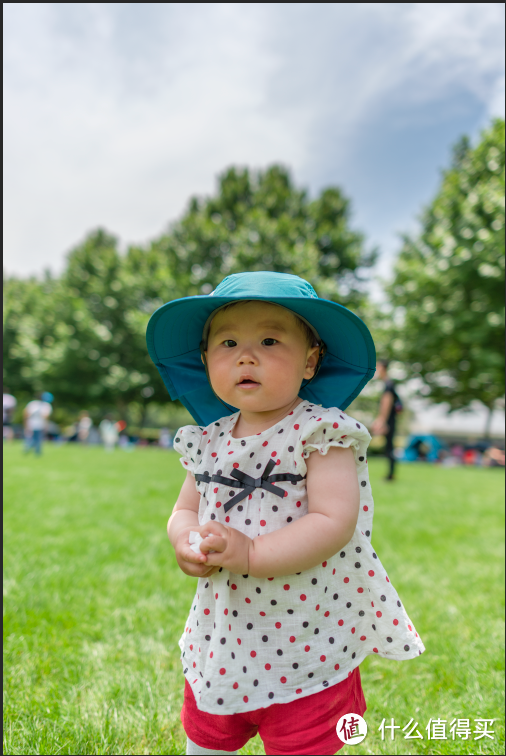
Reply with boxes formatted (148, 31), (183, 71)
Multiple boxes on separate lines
(146, 271), (376, 426)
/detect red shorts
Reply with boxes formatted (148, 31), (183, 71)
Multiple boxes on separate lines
(181, 667), (366, 755)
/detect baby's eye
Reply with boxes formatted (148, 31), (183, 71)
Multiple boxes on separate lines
(262, 338), (278, 346)
(223, 339), (237, 348)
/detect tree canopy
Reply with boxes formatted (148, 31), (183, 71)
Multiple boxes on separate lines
(388, 119), (505, 415)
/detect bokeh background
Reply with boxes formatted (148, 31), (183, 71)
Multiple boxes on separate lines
(3, 4), (505, 755)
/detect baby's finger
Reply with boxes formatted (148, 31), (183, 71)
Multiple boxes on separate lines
(199, 535), (227, 554)
(200, 521), (228, 539)
(180, 544), (208, 564)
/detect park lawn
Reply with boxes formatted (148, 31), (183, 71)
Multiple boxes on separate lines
(3, 442), (504, 756)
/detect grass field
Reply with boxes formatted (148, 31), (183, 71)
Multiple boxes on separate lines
(3, 442), (505, 755)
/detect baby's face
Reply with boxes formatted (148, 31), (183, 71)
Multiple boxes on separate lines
(206, 301), (319, 415)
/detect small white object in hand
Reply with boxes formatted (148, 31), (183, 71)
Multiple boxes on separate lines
(189, 531), (216, 554)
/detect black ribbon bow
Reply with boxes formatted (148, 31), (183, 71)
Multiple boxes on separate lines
(196, 459), (304, 513)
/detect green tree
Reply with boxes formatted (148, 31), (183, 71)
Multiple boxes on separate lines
(388, 119), (505, 430)
(150, 164), (376, 309)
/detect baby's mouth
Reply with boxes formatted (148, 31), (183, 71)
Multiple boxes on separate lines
(238, 379), (260, 386)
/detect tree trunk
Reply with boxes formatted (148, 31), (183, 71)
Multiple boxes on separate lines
(484, 403), (494, 440)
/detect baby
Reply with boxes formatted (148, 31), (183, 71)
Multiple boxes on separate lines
(147, 271), (424, 756)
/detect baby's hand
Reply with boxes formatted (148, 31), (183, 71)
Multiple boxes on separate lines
(174, 528), (221, 578)
(198, 521), (252, 575)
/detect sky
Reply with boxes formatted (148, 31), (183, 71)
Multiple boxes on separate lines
(4, 2), (505, 285)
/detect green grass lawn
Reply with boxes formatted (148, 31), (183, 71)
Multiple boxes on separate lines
(3, 442), (505, 755)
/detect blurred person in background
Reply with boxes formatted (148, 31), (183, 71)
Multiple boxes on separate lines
(77, 410), (93, 443)
(159, 427), (172, 449)
(23, 392), (53, 455)
(3, 386), (17, 441)
(99, 414), (119, 451)
(371, 359), (402, 481)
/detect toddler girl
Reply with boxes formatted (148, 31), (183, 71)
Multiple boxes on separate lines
(146, 271), (425, 756)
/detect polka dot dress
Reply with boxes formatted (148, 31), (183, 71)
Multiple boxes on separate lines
(174, 402), (425, 715)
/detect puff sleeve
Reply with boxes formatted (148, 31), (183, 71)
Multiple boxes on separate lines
(173, 425), (204, 475)
(295, 407), (374, 538)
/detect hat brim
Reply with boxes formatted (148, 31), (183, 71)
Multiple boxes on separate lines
(146, 295), (376, 426)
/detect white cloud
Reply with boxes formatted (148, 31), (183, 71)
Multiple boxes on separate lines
(3, 2), (505, 277)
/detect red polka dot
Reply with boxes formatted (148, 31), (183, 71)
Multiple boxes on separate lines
(304, 645), (310, 652)
(368, 570), (375, 577)
(245, 597), (251, 604)
(271, 451), (277, 457)
(237, 639), (242, 645)
(216, 502), (222, 508)
(250, 650), (256, 657)
(408, 625), (412, 631)
(386, 576), (390, 582)
(357, 587), (364, 594)
(333, 422), (339, 428)
(210, 651), (213, 658)
(277, 460), (282, 466)
(268, 577), (274, 581)
(224, 608), (228, 615)
(262, 441), (268, 447)
(376, 611), (382, 618)
(324, 611), (330, 617)
(360, 635), (366, 641)
(243, 695), (248, 702)
(343, 577), (349, 583)
(280, 676), (287, 683)
(320, 655), (326, 662)
(260, 520), (266, 526)
(371, 601), (374, 607)
(233, 682), (238, 689)
(300, 594), (306, 601)
(192, 662), (196, 667)
(296, 501), (301, 507)
(259, 611), (266, 616)
(265, 663), (271, 670)
(231, 584), (237, 590)
(233, 462), (239, 468)
(190, 644), (193, 651)
(338, 619), (344, 626)
(227, 441), (230, 446)
(351, 627), (356, 634)
(315, 604), (320, 610)
(204, 609), (210, 615)
(289, 636), (296, 643)
(393, 619), (399, 626)
(332, 568), (336, 575)
(225, 516), (230, 522)
(294, 424), (300, 429)
(363, 505), (369, 511)
(211, 453), (217, 457)
(203, 431), (207, 436)
(275, 622), (282, 628)
(214, 487), (218, 493)
(183, 462), (188, 466)
(373, 648), (378, 653)
(296, 688), (302, 694)
(322, 561), (327, 567)
(283, 584), (290, 591)
(334, 663), (340, 670)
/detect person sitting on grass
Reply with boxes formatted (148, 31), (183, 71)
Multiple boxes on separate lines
(147, 272), (425, 756)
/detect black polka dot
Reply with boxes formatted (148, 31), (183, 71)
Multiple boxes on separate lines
(352, 652), (356, 659)
(323, 680), (329, 687)
(205, 635), (211, 641)
(262, 635), (268, 642)
(303, 621), (309, 628)
(355, 562), (361, 568)
(271, 600), (277, 606)
(217, 469), (222, 475)
(241, 440), (246, 446)
(243, 666), (247, 673)
(372, 553), (377, 559)
(206, 681), (210, 688)
(277, 649), (283, 656)
(231, 652), (235, 659)
(292, 662), (299, 669)
(247, 623), (253, 630)
(311, 578), (317, 585)
(210, 513), (216, 520)
(355, 547), (361, 553)
(175, 437), (180, 443)
(343, 646), (347, 653)
(340, 551), (345, 558)
(256, 463), (262, 469)
(278, 429), (284, 434)
(346, 602), (352, 608)
(361, 481), (366, 487)
(287, 609), (294, 614)
(381, 595), (386, 602)
(397, 600), (401, 607)
(404, 645), (410, 651)
(387, 637), (393, 643)
(217, 698), (223, 705)
(220, 637), (226, 644)
(245, 519), (251, 525)
(243, 574), (249, 578)
(232, 611), (238, 617)
(359, 456), (364, 461)
(365, 530), (370, 537)
(253, 679), (259, 686)
(187, 442), (193, 448)
(229, 491), (235, 497)
(308, 672), (314, 678)
(256, 587), (261, 594)
(372, 624), (376, 630)
(237, 505), (243, 511)
(250, 452), (254, 458)
(333, 593), (338, 600)
(359, 611), (365, 617)
(204, 582), (209, 588)
(268, 692), (274, 699)
(215, 422), (220, 426)
(272, 505), (278, 512)
(329, 637), (334, 644)
(324, 586), (328, 593)
(288, 446), (294, 452)
(219, 432), (224, 437)
(287, 516), (292, 523)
